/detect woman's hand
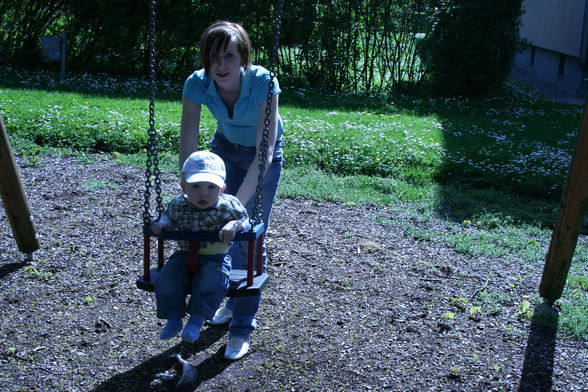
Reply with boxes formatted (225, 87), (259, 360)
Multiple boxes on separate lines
(218, 220), (242, 245)
(150, 221), (167, 235)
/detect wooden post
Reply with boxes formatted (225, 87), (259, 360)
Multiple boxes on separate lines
(59, 32), (67, 82)
(0, 116), (40, 254)
(540, 99), (588, 303)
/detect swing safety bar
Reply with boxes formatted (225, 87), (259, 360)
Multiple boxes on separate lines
(137, 222), (268, 297)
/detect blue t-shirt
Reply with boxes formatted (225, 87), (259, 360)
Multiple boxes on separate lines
(183, 65), (283, 147)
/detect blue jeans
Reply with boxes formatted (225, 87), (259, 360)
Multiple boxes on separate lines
(155, 250), (231, 320)
(210, 132), (283, 339)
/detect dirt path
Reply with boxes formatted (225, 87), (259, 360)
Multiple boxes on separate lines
(1, 155), (587, 391)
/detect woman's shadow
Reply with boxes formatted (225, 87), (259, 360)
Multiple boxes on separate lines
(91, 324), (232, 392)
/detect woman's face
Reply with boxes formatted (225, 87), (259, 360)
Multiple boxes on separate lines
(210, 38), (242, 91)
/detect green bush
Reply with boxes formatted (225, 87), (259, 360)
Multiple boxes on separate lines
(420, 0), (524, 97)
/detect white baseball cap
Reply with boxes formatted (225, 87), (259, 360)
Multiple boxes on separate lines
(181, 151), (226, 188)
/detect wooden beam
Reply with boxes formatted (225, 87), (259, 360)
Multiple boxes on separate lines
(0, 116), (39, 254)
(540, 99), (588, 303)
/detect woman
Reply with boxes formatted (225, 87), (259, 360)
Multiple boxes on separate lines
(179, 21), (284, 360)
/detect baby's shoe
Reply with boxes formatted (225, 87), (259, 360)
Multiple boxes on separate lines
(224, 336), (249, 360)
(181, 314), (204, 343)
(207, 305), (233, 325)
(160, 317), (182, 340)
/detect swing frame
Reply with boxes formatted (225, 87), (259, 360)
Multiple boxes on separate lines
(0, 116), (39, 257)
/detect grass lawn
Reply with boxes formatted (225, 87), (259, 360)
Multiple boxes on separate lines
(0, 66), (586, 338)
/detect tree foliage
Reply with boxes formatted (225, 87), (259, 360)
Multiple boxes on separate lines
(0, 0), (523, 96)
(279, 0), (434, 92)
(0, 0), (69, 67)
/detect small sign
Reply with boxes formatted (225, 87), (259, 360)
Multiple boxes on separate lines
(41, 36), (62, 62)
(40, 33), (67, 81)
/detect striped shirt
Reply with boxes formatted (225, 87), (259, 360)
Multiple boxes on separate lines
(159, 193), (249, 254)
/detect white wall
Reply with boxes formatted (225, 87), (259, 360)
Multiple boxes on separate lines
(515, 47), (585, 92)
(519, 0), (586, 57)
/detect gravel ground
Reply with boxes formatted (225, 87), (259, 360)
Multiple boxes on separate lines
(1, 154), (587, 392)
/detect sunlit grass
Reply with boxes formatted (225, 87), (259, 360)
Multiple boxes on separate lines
(279, 165), (435, 205)
(1, 67), (582, 202)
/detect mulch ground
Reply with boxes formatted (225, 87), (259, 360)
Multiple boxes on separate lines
(1, 154), (587, 392)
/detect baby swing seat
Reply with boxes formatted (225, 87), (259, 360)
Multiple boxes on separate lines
(137, 222), (268, 297)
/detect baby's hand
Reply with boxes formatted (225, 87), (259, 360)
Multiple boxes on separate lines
(218, 220), (242, 245)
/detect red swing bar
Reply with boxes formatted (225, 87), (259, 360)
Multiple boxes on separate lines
(138, 222), (268, 297)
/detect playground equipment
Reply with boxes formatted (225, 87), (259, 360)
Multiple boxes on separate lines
(136, 0), (284, 297)
(0, 116), (39, 259)
(540, 98), (588, 304)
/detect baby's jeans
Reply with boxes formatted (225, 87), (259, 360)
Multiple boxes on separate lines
(210, 132), (283, 340)
(155, 250), (231, 320)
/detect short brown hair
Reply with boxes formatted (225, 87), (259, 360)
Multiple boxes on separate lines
(199, 21), (251, 76)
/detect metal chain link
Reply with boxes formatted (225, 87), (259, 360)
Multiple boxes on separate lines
(251, 0), (285, 225)
(142, 0), (164, 225)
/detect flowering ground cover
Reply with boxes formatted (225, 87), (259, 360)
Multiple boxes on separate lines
(0, 67), (582, 205)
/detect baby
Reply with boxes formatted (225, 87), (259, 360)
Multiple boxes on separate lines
(151, 150), (249, 343)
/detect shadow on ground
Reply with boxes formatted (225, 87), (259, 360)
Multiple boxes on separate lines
(517, 302), (559, 392)
(91, 326), (231, 392)
(0, 259), (30, 280)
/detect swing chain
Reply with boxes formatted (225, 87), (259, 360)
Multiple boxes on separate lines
(250, 0), (284, 225)
(143, 0), (164, 226)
